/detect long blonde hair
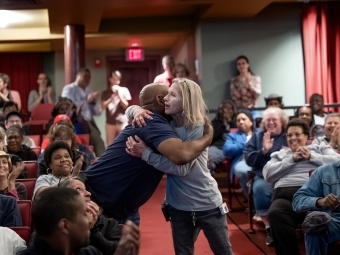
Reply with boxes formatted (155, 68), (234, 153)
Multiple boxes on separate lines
(172, 78), (208, 129)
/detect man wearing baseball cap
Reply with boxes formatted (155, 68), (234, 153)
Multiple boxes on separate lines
(5, 111), (36, 148)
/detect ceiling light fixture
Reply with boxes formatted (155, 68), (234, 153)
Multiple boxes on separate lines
(0, 10), (34, 28)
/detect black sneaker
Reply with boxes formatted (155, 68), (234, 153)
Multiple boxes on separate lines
(266, 228), (274, 246)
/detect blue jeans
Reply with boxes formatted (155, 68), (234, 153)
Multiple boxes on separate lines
(116, 211), (140, 227)
(305, 212), (340, 255)
(252, 176), (273, 216)
(167, 204), (234, 255)
(234, 159), (252, 197)
(208, 146), (225, 174)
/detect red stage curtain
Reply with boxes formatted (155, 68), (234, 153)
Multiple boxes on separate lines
(0, 52), (43, 114)
(302, 2), (340, 106)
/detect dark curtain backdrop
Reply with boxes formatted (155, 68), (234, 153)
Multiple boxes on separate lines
(0, 52), (43, 114)
(302, 2), (340, 106)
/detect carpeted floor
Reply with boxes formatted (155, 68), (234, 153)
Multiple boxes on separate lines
(138, 177), (267, 255)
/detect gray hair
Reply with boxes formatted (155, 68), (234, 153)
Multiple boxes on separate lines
(260, 107), (289, 132)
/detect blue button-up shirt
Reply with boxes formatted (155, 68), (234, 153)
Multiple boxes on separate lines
(293, 161), (340, 214)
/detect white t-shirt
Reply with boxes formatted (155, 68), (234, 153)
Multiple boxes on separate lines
(314, 114), (326, 126)
(0, 227), (26, 255)
(108, 85), (132, 124)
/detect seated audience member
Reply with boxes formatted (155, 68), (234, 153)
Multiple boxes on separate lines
(0, 101), (19, 129)
(312, 113), (340, 150)
(5, 125), (37, 161)
(244, 107), (289, 246)
(46, 97), (90, 134)
(263, 118), (340, 255)
(27, 73), (55, 112)
(295, 105), (323, 138)
(42, 115), (84, 149)
(0, 151), (26, 200)
(208, 100), (236, 174)
(223, 109), (255, 200)
(59, 177), (122, 255)
(0, 73), (21, 112)
(86, 83), (213, 225)
(19, 187), (140, 255)
(292, 162), (340, 255)
(33, 141), (85, 200)
(173, 63), (189, 78)
(264, 93), (284, 109)
(38, 125), (90, 176)
(154, 55), (175, 86)
(309, 93), (328, 126)
(3, 101), (18, 118)
(0, 194), (22, 227)
(41, 114), (94, 159)
(0, 227), (26, 254)
(5, 111), (36, 148)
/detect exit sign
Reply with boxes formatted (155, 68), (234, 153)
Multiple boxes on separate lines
(126, 48), (144, 62)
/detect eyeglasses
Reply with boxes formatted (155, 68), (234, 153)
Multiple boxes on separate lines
(286, 132), (304, 138)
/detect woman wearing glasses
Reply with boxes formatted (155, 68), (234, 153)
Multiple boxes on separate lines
(33, 141), (84, 200)
(38, 124), (90, 176)
(263, 118), (340, 255)
(126, 78), (233, 255)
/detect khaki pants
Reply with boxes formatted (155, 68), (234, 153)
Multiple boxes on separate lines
(87, 120), (106, 157)
(105, 123), (123, 146)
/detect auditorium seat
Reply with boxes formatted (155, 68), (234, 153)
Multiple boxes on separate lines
(9, 227), (31, 244)
(31, 103), (54, 121)
(17, 200), (32, 227)
(31, 147), (41, 157)
(24, 161), (38, 178)
(78, 134), (90, 145)
(17, 178), (36, 201)
(27, 135), (41, 147)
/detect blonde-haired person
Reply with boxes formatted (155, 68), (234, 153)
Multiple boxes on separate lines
(243, 107), (289, 246)
(126, 78), (233, 255)
(0, 150), (26, 200)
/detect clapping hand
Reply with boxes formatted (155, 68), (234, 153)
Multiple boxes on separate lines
(262, 131), (274, 154)
(293, 146), (310, 162)
(8, 161), (25, 182)
(72, 155), (84, 176)
(114, 220), (140, 255)
(86, 201), (100, 229)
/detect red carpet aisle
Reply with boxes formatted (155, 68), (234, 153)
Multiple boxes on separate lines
(139, 177), (265, 255)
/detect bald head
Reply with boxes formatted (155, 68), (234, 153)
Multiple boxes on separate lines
(139, 83), (168, 115)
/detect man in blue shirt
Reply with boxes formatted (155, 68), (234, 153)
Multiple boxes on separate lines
(62, 68), (105, 157)
(293, 161), (340, 255)
(86, 83), (213, 225)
